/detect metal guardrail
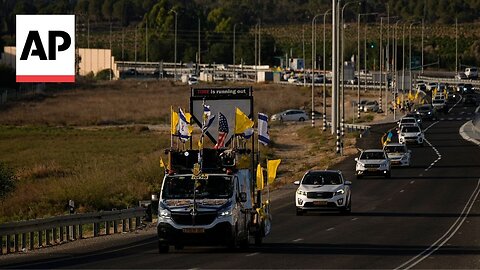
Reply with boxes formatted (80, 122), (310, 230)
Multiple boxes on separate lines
(0, 207), (146, 255)
(417, 75), (480, 86)
(325, 121), (371, 132)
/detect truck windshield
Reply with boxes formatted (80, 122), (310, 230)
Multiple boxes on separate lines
(162, 175), (233, 199)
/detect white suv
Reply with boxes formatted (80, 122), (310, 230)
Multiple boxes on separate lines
(383, 143), (411, 167)
(294, 170), (352, 215)
(398, 125), (424, 146)
(355, 149), (391, 178)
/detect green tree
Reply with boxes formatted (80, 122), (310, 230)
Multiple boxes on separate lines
(102, 0), (114, 21)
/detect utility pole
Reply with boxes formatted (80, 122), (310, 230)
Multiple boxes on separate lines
(455, 17), (458, 74)
(146, 16), (148, 62)
(303, 26), (306, 87)
(332, 0), (338, 138)
(233, 23), (237, 82)
(312, 15), (321, 127)
(198, 18), (201, 67)
(323, 9), (331, 132)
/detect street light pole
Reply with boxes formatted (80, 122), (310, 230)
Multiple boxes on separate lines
(332, 0), (338, 137)
(357, 12), (377, 119)
(312, 14), (321, 127)
(323, 9), (332, 132)
(409, 22), (419, 97)
(233, 23), (237, 82)
(170, 9), (178, 81)
(340, 1), (360, 136)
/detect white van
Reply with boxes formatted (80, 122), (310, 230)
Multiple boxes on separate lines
(465, 67), (478, 79)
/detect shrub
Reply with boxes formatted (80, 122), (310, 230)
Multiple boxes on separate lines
(95, 69), (114, 80)
(0, 162), (16, 199)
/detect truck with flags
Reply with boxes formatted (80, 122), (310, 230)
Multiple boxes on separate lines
(157, 87), (276, 253)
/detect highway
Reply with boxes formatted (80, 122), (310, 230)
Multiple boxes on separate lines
(2, 104), (479, 269)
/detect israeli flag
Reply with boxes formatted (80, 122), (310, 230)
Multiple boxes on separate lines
(258, 113), (270, 146)
(178, 108), (190, 142)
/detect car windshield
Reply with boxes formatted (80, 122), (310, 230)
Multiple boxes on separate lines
(302, 172), (342, 185)
(402, 126), (420, 133)
(401, 118), (416, 123)
(384, 146), (406, 153)
(162, 175), (233, 199)
(360, 151), (385, 160)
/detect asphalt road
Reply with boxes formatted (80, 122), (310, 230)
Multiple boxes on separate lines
(2, 103), (479, 269)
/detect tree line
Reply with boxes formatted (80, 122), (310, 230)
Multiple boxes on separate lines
(1, 0), (480, 68)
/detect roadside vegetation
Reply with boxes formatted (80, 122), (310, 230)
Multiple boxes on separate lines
(0, 79), (381, 223)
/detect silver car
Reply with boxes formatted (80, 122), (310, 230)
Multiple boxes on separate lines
(271, 109), (308, 122)
(383, 143), (411, 167)
(355, 149), (391, 178)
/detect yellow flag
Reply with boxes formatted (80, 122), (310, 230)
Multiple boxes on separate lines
(267, 159), (281, 184)
(197, 139), (203, 150)
(414, 91), (420, 100)
(185, 112), (194, 135)
(396, 96), (401, 105)
(160, 157), (165, 168)
(171, 106), (179, 135)
(235, 107), (254, 135)
(256, 164), (264, 190)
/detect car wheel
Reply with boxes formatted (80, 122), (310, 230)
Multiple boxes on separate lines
(299, 117), (305, 122)
(385, 171), (391, 178)
(296, 208), (305, 216)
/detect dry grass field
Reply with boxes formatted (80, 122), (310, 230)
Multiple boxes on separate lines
(0, 80), (381, 223)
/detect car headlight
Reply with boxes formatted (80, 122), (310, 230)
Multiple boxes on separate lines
(356, 162), (365, 168)
(296, 189), (307, 196)
(427, 111), (431, 114)
(335, 189), (345, 195)
(218, 209), (232, 217)
(159, 208), (171, 219)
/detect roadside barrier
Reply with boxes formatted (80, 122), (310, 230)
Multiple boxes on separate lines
(0, 207), (146, 255)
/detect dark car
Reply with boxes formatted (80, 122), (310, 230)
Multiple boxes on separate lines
(414, 104), (436, 120)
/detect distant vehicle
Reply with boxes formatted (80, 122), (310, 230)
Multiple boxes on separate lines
(432, 98), (448, 112)
(187, 76), (198, 85)
(456, 83), (465, 92)
(358, 100), (369, 111)
(404, 113), (423, 126)
(307, 110), (323, 119)
(363, 100), (380, 112)
(288, 76), (299, 83)
(294, 170), (352, 215)
(446, 91), (457, 102)
(465, 67), (478, 79)
(414, 104), (436, 120)
(426, 82), (437, 92)
(398, 117), (419, 130)
(463, 84), (474, 94)
(416, 83), (426, 92)
(355, 149), (391, 178)
(398, 125), (424, 146)
(455, 72), (467, 80)
(383, 143), (411, 167)
(271, 109), (308, 122)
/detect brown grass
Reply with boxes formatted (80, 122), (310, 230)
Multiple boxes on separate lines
(0, 81), (317, 126)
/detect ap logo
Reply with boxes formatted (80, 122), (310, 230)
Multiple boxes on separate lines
(16, 15), (75, 83)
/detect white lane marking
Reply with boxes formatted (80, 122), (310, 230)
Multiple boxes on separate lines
(326, 227), (335, 231)
(246, 252), (260, 257)
(410, 181), (415, 184)
(292, 238), (303, 242)
(395, 178), (480, 270)
(448, 95), (463, 113)
(351, 218), (359, 221)
(399, 190), (405, 193)
(456, 118), (462, 121)
(423, 121), (439, 132)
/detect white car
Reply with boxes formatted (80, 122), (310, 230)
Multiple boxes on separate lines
(398, 125), (424, 146)
(271, 109), (308, 122)
(294, 170), (352, 215)
(383, 143), (411, 167)
(355, 149), (391, 178)
(432, 98), (447, 112)
(398, 117), (419, 130)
